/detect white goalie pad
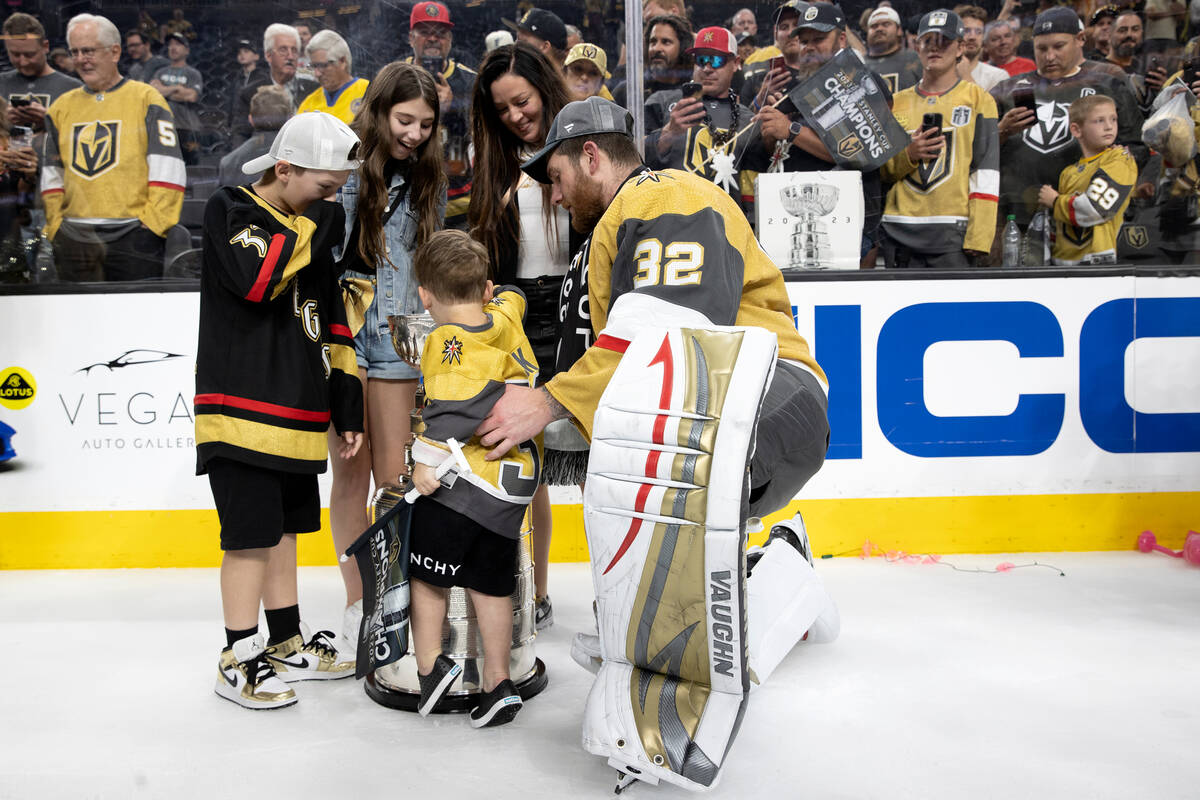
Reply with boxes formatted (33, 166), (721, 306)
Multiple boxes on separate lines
(581, 325), (778, 792)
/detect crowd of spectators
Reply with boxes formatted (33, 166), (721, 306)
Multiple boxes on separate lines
(4, 0), (1200, 283)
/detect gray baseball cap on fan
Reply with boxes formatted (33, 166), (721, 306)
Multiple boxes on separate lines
(520, 96), (634, 184)
(242, 111), (362, 174)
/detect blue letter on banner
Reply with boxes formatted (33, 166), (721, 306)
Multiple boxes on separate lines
(815, 305), (862, 459)
(877, 302), (1065, 457)
(1080, 297), (1200, 453)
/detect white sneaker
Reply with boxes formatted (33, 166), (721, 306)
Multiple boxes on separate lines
(266, 622), (355, 682)
(570, 632), (602, 674)
(341, 599), (363, 655)
(214, 633), (297, 710)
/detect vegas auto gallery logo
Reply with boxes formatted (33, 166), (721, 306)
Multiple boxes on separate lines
(60, 350), (194, 446)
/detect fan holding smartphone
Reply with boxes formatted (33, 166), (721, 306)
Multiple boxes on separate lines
(646, 26), (753, 206)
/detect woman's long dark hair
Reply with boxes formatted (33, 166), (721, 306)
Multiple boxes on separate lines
(468, 43), (570, 282)
(351, 61), (446, 268)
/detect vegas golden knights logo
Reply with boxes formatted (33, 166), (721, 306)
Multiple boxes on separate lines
(1124, 225), (1148, 249)
(905, 129), (954, 193)
(836, 133), (863, 160)
(71, 120), (121, 179)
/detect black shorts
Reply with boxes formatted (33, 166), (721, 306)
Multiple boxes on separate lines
(207, 457), (321, 551)
(409, 497), (518, 598)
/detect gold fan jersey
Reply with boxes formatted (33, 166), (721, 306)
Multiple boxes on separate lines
(881, 80), (999, 254)
(296, 78), (369, 124)
(549, 167), (825, 441)
(195, 186), (362, 474)
(1049, 146), (1136, 265)
(41, 78), (185, 239)
(412, 288), (542, 539)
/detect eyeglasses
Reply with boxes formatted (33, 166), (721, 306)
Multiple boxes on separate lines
(695, 53), (730, 69)
(413, 24), (450, 38)
(68, 46), (108, 60)
(310, 60), (337, 71)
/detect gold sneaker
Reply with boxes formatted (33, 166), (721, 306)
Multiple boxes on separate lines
(214, 633), (297, 710)
(266, 623), (355, 682)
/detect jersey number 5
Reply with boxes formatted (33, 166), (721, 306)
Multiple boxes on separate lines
(157, 119), (177, 148)
(632, 238), (704, 288)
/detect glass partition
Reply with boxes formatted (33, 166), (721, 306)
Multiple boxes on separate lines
(2, 0), (1197, 290)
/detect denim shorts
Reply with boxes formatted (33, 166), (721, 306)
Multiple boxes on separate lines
(347, 266), (421, 381)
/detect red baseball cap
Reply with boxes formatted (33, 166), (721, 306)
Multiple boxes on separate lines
(686, 26), (737, 56)
(410, 1), (453, 28)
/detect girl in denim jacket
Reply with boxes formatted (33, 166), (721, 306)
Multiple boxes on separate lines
(330, 62), (447, 647)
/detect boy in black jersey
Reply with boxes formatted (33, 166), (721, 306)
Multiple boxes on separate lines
(197, 112), (365, 710)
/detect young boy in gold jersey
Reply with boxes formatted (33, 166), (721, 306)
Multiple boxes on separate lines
(1038, 95), (1137, 265)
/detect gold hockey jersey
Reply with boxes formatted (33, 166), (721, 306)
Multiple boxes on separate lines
(1050, 145), (1137, 265)
(42, 78), (186, 239)
(412, 288), (543, 539)
(881, 80), (999, 254)
(296, 78), (369, 124)
(548, 167), (825, 441)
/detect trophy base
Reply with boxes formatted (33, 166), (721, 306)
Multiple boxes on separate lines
(364, 658), (548, 713)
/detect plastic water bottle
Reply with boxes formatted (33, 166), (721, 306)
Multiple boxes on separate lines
(1001, 215), (1021, 268)
(1022, 210), (1047, 267)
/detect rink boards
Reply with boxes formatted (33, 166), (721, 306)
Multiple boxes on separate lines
(1, 269), (1197, 568)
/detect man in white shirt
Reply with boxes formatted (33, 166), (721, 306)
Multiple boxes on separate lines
(955, 5), (1008, 90)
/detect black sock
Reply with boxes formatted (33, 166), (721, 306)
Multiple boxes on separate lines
(265, 604), (301, 645)
(225, 625), (258, 649)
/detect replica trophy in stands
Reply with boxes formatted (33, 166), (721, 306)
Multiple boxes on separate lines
(781, 183), (839, 270)
(359, 312), (547, 712)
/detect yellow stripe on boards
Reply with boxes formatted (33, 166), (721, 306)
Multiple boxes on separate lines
(0, 492), (1195, 569)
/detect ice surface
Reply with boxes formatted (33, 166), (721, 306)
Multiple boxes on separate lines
(0, 553), (1196, 799)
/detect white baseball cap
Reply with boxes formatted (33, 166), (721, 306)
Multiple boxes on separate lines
(242, 111), (362, 175)
(485, 30), (514, 52)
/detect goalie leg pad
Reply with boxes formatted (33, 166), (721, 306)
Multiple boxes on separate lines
(747, 362), (829, 519)
(582, 326), (777, 791)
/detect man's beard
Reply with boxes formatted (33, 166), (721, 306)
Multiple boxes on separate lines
(568, 173), (608, 234)
(1114, 39), (1137, 59)
(867, 35), (896, 56)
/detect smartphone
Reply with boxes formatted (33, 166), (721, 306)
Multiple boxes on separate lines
(1149, 55), (1161, 72)
(420, 56), (445, 77)
(10, 125), (33, 150)
(9, 96), (30, 107)
(768, 55), (787, 76)
(921, 112), (943, 133)
(1184, 59), (1200, 86)
(679, 81), (703, 101)
(1012, 86), (1037, 113)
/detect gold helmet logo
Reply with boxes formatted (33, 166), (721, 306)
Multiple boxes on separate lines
(1125, 225), (1148, 249)
(837, 134), (863, 160)
(70, 120), (121, 179)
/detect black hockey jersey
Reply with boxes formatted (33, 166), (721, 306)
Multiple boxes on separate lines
(990, 65), (1144, 224)
(643, 90), (757, 214)
(195, 186), (363, 474)
(865, 49), (923, 94)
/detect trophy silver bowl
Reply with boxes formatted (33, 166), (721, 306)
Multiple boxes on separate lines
(388, 312), (436, 367)
(780, 183), (840, 270)
(363, 487), (548, 712)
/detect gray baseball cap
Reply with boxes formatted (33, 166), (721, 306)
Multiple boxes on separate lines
(520, 96), (633, 184)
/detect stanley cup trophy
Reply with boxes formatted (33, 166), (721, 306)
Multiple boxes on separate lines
(781, 182), (840, 270)
(356, 313), (547, 712)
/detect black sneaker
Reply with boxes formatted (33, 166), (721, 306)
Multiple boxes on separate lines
(469, 679), (523, 728)
(417, 654), (462, 717)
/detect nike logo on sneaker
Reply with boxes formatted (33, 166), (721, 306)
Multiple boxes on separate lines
(271, 655), (310, 669)
(221, 667), (239, 688)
